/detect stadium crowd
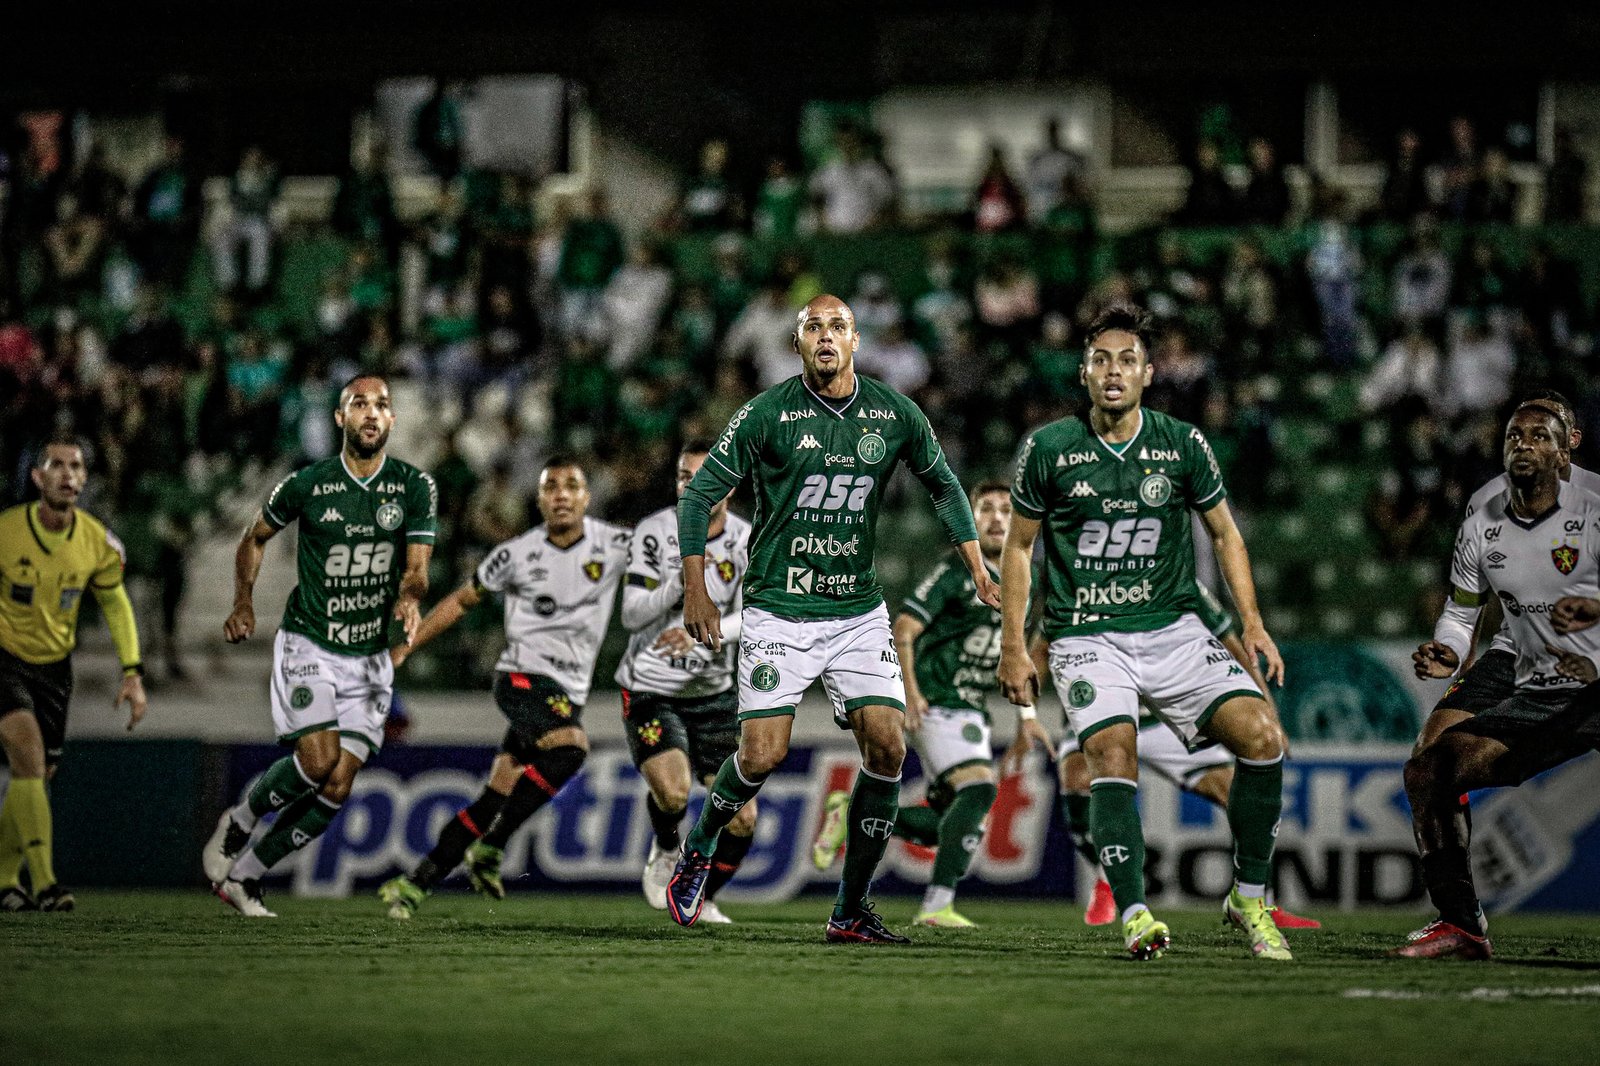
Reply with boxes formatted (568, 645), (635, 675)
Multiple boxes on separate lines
(1, 109), (1597, 659)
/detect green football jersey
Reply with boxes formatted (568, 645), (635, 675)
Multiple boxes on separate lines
(901, 557), (1003, 718)
(681, 374), (978, 621)
(263, 454), (438, 656)
(1012, 408), (1226, 639)
(1193, 579), (1235, 639)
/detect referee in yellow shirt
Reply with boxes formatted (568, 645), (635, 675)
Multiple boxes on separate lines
(0, 435), (148, 912)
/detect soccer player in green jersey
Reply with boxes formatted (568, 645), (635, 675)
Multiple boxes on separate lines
(668, 294), (999, 943)
(203, 375), (436, 916)
(998, 304), (1291, 961)
(812, 480), (1053, 927)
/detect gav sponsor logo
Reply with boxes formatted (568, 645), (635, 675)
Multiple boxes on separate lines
(1074, 578), (1154, 608)
(790, 532), (861, 558)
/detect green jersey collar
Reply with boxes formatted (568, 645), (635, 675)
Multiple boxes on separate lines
(341, 453), (388, 490)
(801, 377), (859, 420)
(1093, 409), (1144, 462)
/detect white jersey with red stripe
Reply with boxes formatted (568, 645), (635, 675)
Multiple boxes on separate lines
(1468, 464), (1600, 656)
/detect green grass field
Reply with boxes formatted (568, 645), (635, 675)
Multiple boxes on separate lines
(5, 892), (1600, 1066)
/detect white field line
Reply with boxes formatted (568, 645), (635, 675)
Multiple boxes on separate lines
(1343, 985), (1600, 1001)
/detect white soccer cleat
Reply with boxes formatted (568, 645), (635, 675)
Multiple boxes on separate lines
(202, 810), (251, 885)
(215, 878), (277, 918)
(642, 840), (675, 910)
(698, 901), (734, 924)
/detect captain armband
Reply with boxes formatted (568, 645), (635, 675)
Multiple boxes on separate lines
(1450, 587), (1487, 608)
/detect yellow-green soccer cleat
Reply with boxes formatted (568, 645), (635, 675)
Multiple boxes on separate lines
(1122, 908), (1171, 961)
(811, 790), (851, 870)
(464, 841), (506, 900)
(1224, 888), (1293, 960)
(379, 876), (427, 920)
(913, 904), (977, 928)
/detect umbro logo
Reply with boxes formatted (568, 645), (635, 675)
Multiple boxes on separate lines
(1486, 550), (1507, 568)
(320, 507), (344, 522)
(797, 435), (821, 450)
(1068, 481), (1098, 498)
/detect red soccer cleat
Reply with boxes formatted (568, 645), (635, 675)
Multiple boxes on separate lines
(1083, 876), (1116, 926)
(1269, 905), (1322, 929)
(1390, 919), (1492, 960)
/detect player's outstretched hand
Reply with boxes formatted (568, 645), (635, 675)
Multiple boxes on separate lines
(998, 649), (1039, 707)
(1552, 596), (1600, 635)
(1413, 639), (1460, 679)
(117, 674), (148, 731)
(1243, 622), (1285, 685)
(223, 603), (255, 643)
(394, 596), (421, 645)
(1002, 716), (1054, 775)
(653, 627), (695, 658)
(973, 570), (1002, 610)
(1545, 642), (1600, 684)
(903, 690), (929, 732)
(683, 586), (723, 653)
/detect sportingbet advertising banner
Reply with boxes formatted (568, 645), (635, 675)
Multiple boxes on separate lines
(223, 741), (1600, 913)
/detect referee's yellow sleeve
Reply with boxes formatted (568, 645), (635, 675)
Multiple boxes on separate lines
(92, 583), (142, 674)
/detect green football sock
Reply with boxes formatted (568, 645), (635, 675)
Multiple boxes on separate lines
(833, 769), (900, 918)
(685, 755), (766, 857)
(893, 804), (941, 846)
(1228, 755), (1283, 887)
(239, 755), (318, 830)
(1089, 779), (1145, 913)
(250, 793), (342, 872)
(931, 782), (997, 889)
(1059, 790), (1097, 866)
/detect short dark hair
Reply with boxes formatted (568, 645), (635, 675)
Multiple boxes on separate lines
(1517, 388), (1577, 435)
(1083, 302), (1155, 356)
(540, 453), (586, 477)
(34, 432), (88, 468)
(969, 479), (1011, 506)
(1514, 402), (1573, 444)
(679, 437), (716, 457)
(338, 373), (389, 405)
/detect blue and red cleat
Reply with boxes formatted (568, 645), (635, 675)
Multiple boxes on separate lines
(666, 846), (713, 927)
(826, 903), (911, 945)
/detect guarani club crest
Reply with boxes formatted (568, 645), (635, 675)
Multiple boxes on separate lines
(376, 501), (404, 531)
(857, 431), (887, 465)
(1552, 543), (1580, 575)
(1139, 473), (1172, 508)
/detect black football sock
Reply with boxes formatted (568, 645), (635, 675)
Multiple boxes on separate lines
(647, 793), (684, 852)
(705, 830), (754, 899)
(412, 787), (509, 890)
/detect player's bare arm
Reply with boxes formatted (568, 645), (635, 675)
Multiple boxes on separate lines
(393, 542), (432, 646)
(224, 513), (278, 643)
(1199, 499), (1284, 684)
(1413, 639), (1462, 679)
(893, 612), (929, 729)
(681, 555), (722, 652)
(998, 514), (1042, 706)
(953, 539), (1002, 608)
(1543, 642), (1599, 683)
(1552, 596), (1600, 634)
(392, 578), (481, 668)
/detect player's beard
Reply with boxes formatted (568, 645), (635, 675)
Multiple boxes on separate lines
(345, 422), (390, 459)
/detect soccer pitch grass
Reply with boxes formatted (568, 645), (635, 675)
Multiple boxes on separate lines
(5, 893), (1600, 1066)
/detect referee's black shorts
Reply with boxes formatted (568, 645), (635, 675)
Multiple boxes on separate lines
(0, 644), (73, 768)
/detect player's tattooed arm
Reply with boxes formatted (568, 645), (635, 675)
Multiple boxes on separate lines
(394, 542), (432, 647)
(224, 512), (279, 643)
(1199, 500), (1284, 684)
(392, 576), (478, 669)
(1552, 596), (1600, 634)
(998, 514), (1042, 706)
(892, 612), (929, 730)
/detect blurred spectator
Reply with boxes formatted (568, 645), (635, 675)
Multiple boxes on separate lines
(210, 145), (281, 298)
(708, 235), (753, 331)
(1305, 213), (1362, 368)
(1545, 127), (1589, 223)
(556, 189), (624, 341)
(42, 194), (108, 303)
(1378, 129), (1431, 221)
(331, 141), (400, 264)
(412, 81), (465, 180)
(466, 459), (529, 547)
(1221, 238), (1278, 364)
(1439, 314), (1514, 419)
(972, 145), (1024, 233)
(848, 272), (903, 350)
(1023, 312), (1081, 417)
(551, 335), (618, 454)
(1024, 117), (1086, 225)
(1452, 237), (1513, 324)
(1177, 140), (1238, 226)
(973, 252), (1040, 358)
(809, 125), (894, 234)
(603, 240), (672, 369)
(1038, 174), (1095, 313)
(1438, 116), (1479, 221)
(912, 246), (973, 357)
(1520, 242), (1585, 354)
(1360, 326), (1443, 418)
(856, 320), (929, 395)
(1240, 137), (1291, 225)
(1390, 221), (1451, 333)
(1143, 323), (1214, 426)
(1465, 147), (1517, 223)
(111, 285), (184, 373)
(753, 155), (804, 241)
(724, 278), (798, 388)
(224, 328), (290, 463)
(679, 139), (742, 232)
(480, 172), (537, 301)
(481, 282), (541, 381)
(416, 186), (472, 316)
(67, 142), (127, 224)
(130, 134), (200, 287)
(1369, 404), (1451, 559)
